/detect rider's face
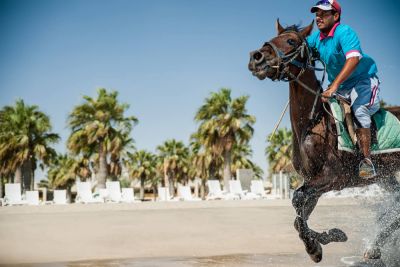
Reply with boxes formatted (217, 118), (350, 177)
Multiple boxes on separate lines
(315, 9), (339, 33)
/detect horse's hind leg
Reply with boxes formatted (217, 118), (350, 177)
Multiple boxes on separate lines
(365, 178), (400, 260)
(292, 185), (324, 263)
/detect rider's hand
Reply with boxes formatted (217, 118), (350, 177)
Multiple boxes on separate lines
(321, 85), (338, 103)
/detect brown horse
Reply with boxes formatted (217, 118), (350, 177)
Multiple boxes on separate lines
(248, 20), (400, 264)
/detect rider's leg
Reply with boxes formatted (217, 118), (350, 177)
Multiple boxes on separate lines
(352, 76), (380, 179)
(356, 127), (376, 178)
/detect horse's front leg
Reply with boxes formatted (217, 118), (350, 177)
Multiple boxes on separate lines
(292, 185), (349, 262)
(292, 185), (324, 263)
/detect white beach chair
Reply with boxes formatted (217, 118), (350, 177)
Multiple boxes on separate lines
(206, 180), (238, 200)
(3, 183), (27, 206)
(178, 185), (201, 201)
(121, 188), (136, 203)
(250, 180), (269, 198)
(75, 182), (103, 204)
(157, 187), (178, 201)
(106, 181), (122, 202)
(98, 188), (109, 201)
(53, 190), (67, 204)
(25, 191), (40, 205)
(229, 180), (260, 200)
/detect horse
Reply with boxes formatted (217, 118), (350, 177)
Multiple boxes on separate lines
(248, 19), (400, 264)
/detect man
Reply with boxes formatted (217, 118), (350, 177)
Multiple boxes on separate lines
(306, 0), (380, 179)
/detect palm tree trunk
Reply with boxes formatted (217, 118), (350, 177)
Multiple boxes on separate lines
(22, 160), (32, 192)
(140, 175), (145, 200)
(97, 142), (107, 189)
(14, 166), (22, 184)
(209, 161), (216, 179)
(200, 178), (206, 200)
(223, 150), (232, 192)
(153, 185), (157, 201)
(0, 176), (3, 198)
(169, 172), (175, 197)
(30, 167), (35, 191)
(163, 163), (169, 188)
(67, 186), (72, 203)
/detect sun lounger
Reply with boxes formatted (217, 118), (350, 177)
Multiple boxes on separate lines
(229, 180), (260, 200)
(121, 188), (136, 203)
(250, 180), (269, 198)
(98, 188), (109, 201)
(25, 191), (40, 205)
(106, 181), (122, 202)
(3, 183), (27, 206)
(157, 187), (178, 201)
(53, 190), (67, 204)
(178, 185), (201, 201)
(206, 180), (239, 200)
(75, 182), (104, 204)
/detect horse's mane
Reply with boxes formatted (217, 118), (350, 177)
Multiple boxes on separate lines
(283, 24), (303, 33)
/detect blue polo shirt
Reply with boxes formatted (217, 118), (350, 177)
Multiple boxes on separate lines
(306, 23), (378, 91)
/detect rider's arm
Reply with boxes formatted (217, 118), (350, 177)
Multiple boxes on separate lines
(321, 25), (363, 101)
(322, 57), (359, 97)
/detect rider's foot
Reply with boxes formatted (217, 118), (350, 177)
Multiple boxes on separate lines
(359, 158), (376, 179)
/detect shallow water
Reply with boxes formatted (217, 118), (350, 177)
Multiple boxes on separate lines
(1, 253), (373, 267)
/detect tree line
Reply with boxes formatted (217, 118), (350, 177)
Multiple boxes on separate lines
(0, 88), (294, 200)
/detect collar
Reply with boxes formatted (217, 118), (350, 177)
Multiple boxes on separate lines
(319, 22), (340, 40)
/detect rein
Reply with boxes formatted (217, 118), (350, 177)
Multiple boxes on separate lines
(261, 31), (342, 124)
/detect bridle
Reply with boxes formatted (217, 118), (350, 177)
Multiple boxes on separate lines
(260, 30), (325, 84)
(258, 30), (333, 121)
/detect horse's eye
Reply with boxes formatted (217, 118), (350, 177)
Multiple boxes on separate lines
(287, 39), (296, 46)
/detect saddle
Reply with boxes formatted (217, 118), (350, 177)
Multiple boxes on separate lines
(329, 98), (400, 154)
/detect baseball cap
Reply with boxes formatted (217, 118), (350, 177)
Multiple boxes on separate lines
(311, 0), (341, 14)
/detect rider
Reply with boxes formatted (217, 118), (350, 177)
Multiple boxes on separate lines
(306, 0), (380, 179)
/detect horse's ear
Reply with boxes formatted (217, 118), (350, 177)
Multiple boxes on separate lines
(276, 18), (285, 35)
(300, 20), (314, 38)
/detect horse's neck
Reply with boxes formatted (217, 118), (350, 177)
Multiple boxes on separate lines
(289, 70), (322, 139)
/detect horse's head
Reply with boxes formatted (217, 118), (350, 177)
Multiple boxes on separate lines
(248, 19), (314, 81)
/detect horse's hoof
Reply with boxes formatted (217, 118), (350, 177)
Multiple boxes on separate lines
(363, 247), (381, 260)
(328, 228), (348, 242)
(306, 240), (323, 263)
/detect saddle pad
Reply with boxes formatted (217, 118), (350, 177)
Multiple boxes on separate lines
(329, 99), (400, 154)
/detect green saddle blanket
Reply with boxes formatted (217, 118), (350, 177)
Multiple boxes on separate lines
(329, 99), (400, 154)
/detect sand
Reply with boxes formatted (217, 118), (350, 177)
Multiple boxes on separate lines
(0, 199), (378, 266)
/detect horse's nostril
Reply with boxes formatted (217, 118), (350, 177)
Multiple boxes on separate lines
(253, 51), (264, 63)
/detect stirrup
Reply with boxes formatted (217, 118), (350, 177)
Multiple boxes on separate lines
(359, 158), (376, 179)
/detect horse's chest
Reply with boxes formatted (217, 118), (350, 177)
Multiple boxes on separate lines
(294, 134), (326, 176)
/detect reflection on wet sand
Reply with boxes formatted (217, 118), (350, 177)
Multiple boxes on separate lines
(2, 253), (352, 267)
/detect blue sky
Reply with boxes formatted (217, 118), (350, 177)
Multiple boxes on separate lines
(1, 0), (399, 180)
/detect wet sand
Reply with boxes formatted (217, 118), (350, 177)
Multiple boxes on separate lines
(0, 199), (379, 266)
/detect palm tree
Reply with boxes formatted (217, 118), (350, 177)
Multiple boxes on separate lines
(47, 154), (76, 201)
(127, 150), (157, 200)
(231, 143), (263, 179)
(0, 99), (60, 191)
(189, 135), (214, 199)
(156, 139), (189, 196)
(265, 127), (293, 174)
(67, 88), (138, 189)
(108, 131), (135, 181)
(194, 88), (255, 191)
